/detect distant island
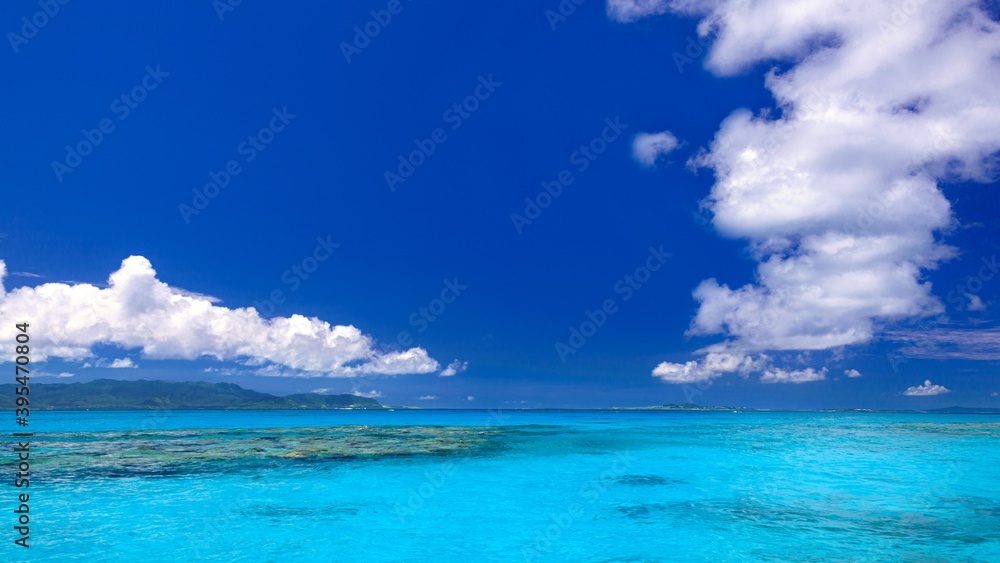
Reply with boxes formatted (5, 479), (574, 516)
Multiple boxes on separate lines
(609, 403), (745, 411)
(2, 381), (997, 413)
(0, 379), (382, 410)
(607, 403), (1000, 415)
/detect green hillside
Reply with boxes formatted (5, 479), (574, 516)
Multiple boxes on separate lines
(0, 379), (382, 410)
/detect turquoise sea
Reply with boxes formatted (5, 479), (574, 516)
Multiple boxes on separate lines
(5, 410), (1000, 561)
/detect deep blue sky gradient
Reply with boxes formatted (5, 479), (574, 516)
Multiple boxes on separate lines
(3, 1), (998, 408)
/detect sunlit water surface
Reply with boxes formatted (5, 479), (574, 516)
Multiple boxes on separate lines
(5, 410), (1000, 561)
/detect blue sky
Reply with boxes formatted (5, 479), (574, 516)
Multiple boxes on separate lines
(2, 0), (999, 408)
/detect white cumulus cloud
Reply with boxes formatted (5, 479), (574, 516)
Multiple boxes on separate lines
(632, 131), (679, 167)
(844, 368), (862, 378)
(653, 351), (764, 383)
(0, 257), (439, 377)
(353, 390), (383, 399)
(617, 0), (1000, 382)
(108, 358), (137, 369)
(903, 379), (950, 396)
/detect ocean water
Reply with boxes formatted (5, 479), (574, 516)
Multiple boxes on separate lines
(5, 410), (1000, 562)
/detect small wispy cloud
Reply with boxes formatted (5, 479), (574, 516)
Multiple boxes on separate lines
(966, 294), (986, 311)
(417, 395), (437, 400)
(311, 388), (333, 394)
(440, 359), (468, 377)
(11, 271), (44, 279)
(204, 366), (241, 376)
(631, 131), (679, 167)
(760, 367), (827, 384)
(607, 0), (670, 23)
(844, 369), (862, 378)
(353, 390), (382, 399)
(83, 357), (139, 369)
(36, 371), (74, 378)
(253, 364), (315, 378)
(888, 328), (1000, 360)
(903, 380), (950, 397)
